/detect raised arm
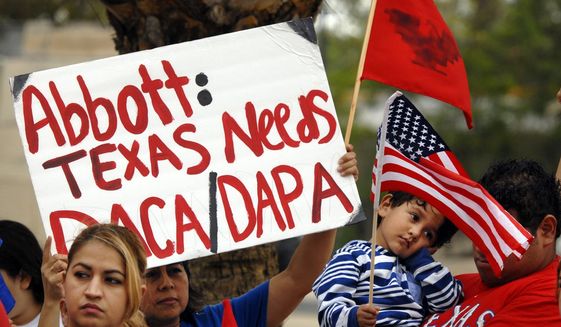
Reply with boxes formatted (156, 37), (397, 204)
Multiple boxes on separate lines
(266, 144), (358, 327)
(38, 237), (67, 327)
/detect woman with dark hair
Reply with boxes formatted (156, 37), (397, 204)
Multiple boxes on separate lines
(0, 220), (44, 326)
(140, 262), (201, 327)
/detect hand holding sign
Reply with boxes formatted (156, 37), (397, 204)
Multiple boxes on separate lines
(38, 236), (67, 327)
(41, 236), (67, 304)
(338, 144), (359, 181)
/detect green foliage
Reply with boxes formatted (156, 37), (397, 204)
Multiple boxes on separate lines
(319, 0), (561, 245)
(464, 0), (561, 112)
(321, 0), (561, 176)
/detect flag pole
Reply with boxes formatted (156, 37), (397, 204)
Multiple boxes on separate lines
(344, 0), (379, 144)
(368, 91), (400, 305)
(556, 156), (561, 181)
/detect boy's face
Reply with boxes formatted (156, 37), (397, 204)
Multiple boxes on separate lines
(376, 195), (444, 258)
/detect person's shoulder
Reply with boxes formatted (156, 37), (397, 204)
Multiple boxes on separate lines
(330, 240), (372, 264)
(232, 280), (269, 305)
(336, 239), (371, 253)
(513, 256), (560, 287)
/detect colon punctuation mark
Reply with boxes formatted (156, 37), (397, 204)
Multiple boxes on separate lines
(196, 73), (212, 106)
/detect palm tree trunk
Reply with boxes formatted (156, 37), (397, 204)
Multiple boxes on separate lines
(98, 0), (324, 304)
(100, 0), (323, 53)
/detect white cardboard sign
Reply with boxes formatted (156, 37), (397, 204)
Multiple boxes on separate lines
(10, 18), (364, 267)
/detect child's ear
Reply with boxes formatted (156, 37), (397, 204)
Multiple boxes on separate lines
(377, 194), (393, 218)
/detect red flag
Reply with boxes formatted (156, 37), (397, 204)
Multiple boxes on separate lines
(221, 299), (238, 327)
(362, 0), (472, 128)
(0, 302), (9, 327)
(371, 92), (532, 276)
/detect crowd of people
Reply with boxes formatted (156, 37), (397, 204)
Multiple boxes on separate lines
(1, 91), (561, 326)
(2, 147), (360, 327)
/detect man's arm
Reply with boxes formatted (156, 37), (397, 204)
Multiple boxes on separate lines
(38, 237), (67, 327)
(267, 229), (337, 327)
(266, 144), (358, 327)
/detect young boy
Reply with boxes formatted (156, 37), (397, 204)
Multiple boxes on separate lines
(313, 191), (462, 327)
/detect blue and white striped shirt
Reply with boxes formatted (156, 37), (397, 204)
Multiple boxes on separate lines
(312, 240), (463, 327)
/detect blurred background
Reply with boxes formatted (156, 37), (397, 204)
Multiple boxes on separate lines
(1, 0), (560, 325)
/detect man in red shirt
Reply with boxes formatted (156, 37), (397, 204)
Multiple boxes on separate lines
(423, 159), (561, 326)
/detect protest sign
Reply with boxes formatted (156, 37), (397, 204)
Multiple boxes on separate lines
(10, 18), (364, 267)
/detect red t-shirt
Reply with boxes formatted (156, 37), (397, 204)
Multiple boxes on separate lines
(423, 257), (561, 326)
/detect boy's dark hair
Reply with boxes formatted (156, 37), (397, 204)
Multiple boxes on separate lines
(0, 220), (44, 304)
(479, 159), (561, 238)
(377, 191), (458, 247)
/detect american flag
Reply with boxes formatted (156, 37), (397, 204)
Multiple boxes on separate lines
(371, 92), (533, 276)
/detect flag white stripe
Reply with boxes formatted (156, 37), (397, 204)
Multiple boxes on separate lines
(435, 152), (459, 174)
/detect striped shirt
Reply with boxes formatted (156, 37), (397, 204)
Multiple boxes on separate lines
(312, 240), (463, 327)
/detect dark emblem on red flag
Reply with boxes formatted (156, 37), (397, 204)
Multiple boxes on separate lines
(385, 8), (460, 75)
